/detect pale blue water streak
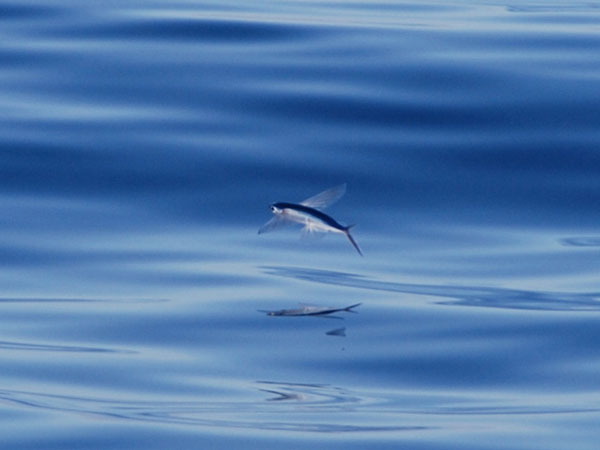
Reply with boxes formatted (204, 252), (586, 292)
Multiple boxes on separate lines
(1, 1), (600, 449)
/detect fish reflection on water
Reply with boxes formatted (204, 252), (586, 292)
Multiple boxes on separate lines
(261, 303), (360, 336)
(260, 303), (361, 317)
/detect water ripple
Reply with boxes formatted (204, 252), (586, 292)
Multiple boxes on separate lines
(262, 266), (600, 311)
(0, 340), (133, 354)
(1, 383), (596, 434)
(0, 387), (427, 433)
(257, 380), (361, 404)
(63, 17), (321, 43)
(560, 236), (600, 247)
(0, 297), (165, 304)
(0, 3), (59, 20)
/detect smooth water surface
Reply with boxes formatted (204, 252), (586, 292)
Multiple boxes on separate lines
(1, 1), (600, 448)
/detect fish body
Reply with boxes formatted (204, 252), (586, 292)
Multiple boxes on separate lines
(271, 202), (346, 232)
(263, 302), (361, 316)
(258, 184), (362, 255)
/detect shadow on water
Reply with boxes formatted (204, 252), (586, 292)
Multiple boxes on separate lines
(261, 266), (600, 312)
(325, 327), (346, 337)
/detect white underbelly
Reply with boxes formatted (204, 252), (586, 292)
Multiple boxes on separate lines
(282, 209), (342, 233)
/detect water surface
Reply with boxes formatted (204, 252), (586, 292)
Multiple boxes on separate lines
(1, 1), (599, 449)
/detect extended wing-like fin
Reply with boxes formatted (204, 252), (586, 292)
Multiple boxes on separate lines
(258, 216), (290, 234)
(300, 183), (346, 210)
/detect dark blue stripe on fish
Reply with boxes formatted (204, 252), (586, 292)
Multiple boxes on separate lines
(273, 202), (346, 230)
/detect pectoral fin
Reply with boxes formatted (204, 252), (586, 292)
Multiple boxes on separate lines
(300, 221), (328, 239)
(258, 216), (290, 234)
(300, 183), (346, 210)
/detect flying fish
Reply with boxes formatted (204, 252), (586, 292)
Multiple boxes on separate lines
(258, 183), (362, 255)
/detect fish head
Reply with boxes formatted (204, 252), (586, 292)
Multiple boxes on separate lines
(270, 203), (283, 215)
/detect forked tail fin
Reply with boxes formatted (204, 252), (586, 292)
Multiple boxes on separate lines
(344, 303), (362, 312)
(344, 225), (363, 256)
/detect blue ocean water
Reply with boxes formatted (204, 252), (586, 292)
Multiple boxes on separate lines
(1, 0), (600, 448)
